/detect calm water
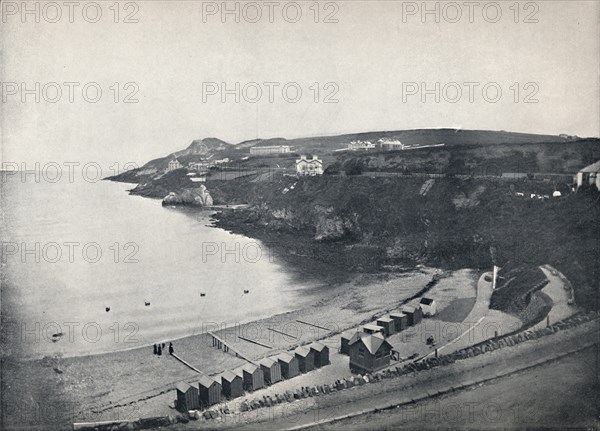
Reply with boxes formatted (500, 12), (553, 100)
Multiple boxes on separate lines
(0, 174), (315, 359)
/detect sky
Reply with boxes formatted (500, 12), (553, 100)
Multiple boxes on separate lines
(1, 0), (599, 169)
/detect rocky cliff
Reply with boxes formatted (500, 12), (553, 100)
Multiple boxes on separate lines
(162, 185), (213, 207)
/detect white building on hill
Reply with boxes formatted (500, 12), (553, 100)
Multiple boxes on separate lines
(296, 155), (323, 176)
(250, 145), (291, 155)
(167, 159), (183, 172)
(348, 140), (375, 151)
(378, 138), (408, 151)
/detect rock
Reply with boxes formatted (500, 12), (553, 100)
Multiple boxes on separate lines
(162, 185), (213, 207)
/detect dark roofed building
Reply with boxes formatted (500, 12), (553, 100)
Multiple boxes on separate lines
(401, 305), (423, 326)
(176, 381), (200, 412)
(389, 312), (408, 332)
(276, 352), (300, 379)
(294, 346), (316, 373)
(419, 297), (437, 316)
(340, 330), (361, 355)
(198, 375), (221, 407)
(259, 357), (282, 385)
(348, 333), (393, 374)
(376, 316), (395, 336)
(221, 370), (243, 399)
(239, 363), (264, 391)
(310, 342), (330, 367)
(362, 323), (385, 335)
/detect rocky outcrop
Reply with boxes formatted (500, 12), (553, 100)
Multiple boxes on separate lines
(162, 185), (213, 207)
(314, 206), (360, 241)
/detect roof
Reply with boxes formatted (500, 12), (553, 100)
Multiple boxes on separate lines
(420, 298), (435, 305)
(310, 342), (327, 352)
(389, 312), (407, 318)
(259, 357), (275, 367)
(241, 363), (259, 373)
(176, 382), (191, 393)
(198, 375), (218, 388)
(580, 160), (600, 173)
(232, 367), (245, 378)
(377, 316), (394, 323)
(276, 352), (294, 363)
(294, 346), (311, 357)
(341, 330), (359, 340)
(349, 333), (392, 355)
(221, 370), (239, 382)
(401, 305), (421, 313)
(363, 324), (384, 331)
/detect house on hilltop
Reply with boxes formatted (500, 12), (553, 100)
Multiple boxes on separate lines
(167, 159), (183, 172)
(296, 155), (324, 176)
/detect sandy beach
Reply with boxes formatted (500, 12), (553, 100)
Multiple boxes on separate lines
(4, 267), (445, 429)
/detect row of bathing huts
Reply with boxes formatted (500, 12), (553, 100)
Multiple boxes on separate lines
(340, 299), (436, 374)
(176, 342), (330, 412)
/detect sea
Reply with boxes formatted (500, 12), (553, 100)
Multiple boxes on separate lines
(0, 173), (316, 359)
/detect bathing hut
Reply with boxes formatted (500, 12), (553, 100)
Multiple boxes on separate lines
(294, 346), (316, 373)
(362, 323), (385, 335)
(220, 370), (244, 399)
(259, 357), (282, 385)
(389, 312), (408, 332)
(176, 382), (200, 412)
(340, 330), (361, 355)
(419, 297), (437, 317)
(198, 375), (221, 407)
(276, 352), (300, 379)
(376, 316), (395, 336)
(401, 305), (423, 326)
(310, 342), (330, 367)
(239, 363), (264, 391)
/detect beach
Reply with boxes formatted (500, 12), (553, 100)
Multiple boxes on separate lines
(3, 267), (452, 429)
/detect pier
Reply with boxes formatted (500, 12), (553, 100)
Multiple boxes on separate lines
(207, 332), (257, 364)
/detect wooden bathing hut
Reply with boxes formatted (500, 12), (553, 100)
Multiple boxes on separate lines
(176, 382), (200, 412)
(389, 312), (408, 332)
(259, 357), (282, 385)
(238, 363), (264, 391)
(198, 375), (221, 407)
(376, 316), (395, 336)
(276, 352), (300, 379)
(294, 346), (316, 373)
(220, 370), (244, 399)
(310, 342), (330, 367)
(402, 305), (423, 326)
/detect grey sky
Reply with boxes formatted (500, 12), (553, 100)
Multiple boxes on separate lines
(1, 0), (599, 168)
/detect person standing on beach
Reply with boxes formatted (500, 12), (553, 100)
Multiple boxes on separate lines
(157, 345), (162, 356)
(169, 343), (174, 355)
(153, 344), (157, 355)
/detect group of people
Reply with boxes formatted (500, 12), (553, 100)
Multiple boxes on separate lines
(153, 342), (174, 356)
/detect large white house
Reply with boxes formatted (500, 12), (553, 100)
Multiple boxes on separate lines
(250, 145), (291, 155)
(296, 155), (323, 176)
(167, 159), (183, 172)
(378, 138), (409, 151)
(348, 140), (375, 151)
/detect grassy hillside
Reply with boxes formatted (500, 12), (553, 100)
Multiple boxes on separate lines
(211, 175), (600, 310)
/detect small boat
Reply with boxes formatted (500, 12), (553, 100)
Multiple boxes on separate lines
(200, 293), (206, 297)
(243, 290), (250, 294)
(105, 307), (110, 312)
(145, 301), (151, 306)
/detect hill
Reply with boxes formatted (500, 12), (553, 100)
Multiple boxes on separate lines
(106, 129), (593, 184)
